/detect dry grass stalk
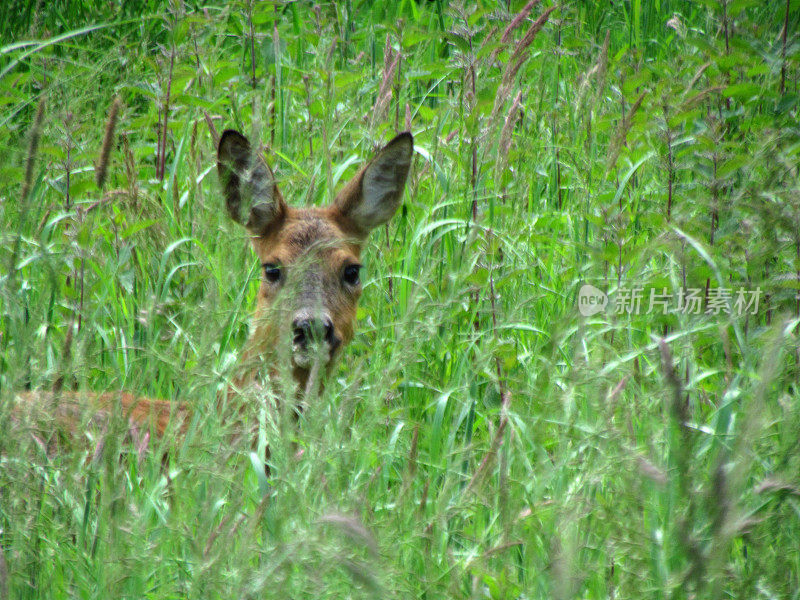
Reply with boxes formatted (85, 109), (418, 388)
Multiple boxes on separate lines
(495, 90), (523, 183)
(0, 544), (7, 600)
(202, 513), (233, 559)
(408, 424), (419, 477)
(371, 36), (400, 129)
(95, 96), (121, 189)
(780, 0), (790, 94)
(755, 477), (800, 496)
(483, 539), (524, 558)
(490, 6), (555, 129)
(658, 338), (687, 426)
(637, 455), (667, 485)
(685, 61), (712, 95)
(156, 46), (175, 182)
(318, 513), (378, 556)
(575, 65), (595, 109)
(122, 133), (139, 209)
(203, 110), (220, 148)
(684, 85), (725, 108)
(21, 97), (46, 201)
(52, 318), (75, 393)
(710, 454), (731, 537)
(576, 30), (609, 112)
(506, 5), (556, 80)
(465, 390), (512, 496)
(658, 337), (708, 587)
(594, 29), (610, 99)
(605, 91), (646, 174)
(500, 0), (541, 44)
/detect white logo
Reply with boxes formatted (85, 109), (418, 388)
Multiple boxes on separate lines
(578, 284), (608, 316)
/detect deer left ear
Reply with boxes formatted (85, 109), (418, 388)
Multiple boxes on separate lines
(217, 129), (286, 235)
(333, 132), (413, 237)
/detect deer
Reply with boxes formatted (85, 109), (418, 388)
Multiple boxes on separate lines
(10, 128), (414, 456)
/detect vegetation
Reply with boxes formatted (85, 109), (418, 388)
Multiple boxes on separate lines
(2, 0), (799, 597)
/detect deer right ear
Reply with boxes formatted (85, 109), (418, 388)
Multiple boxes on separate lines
(333, 132), (413, 238)
(217, 129), (286, 234)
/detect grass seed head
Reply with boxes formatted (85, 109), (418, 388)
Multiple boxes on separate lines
(21, 97), (46, 201)
(95, 96), (121, 190)
(500, 0), (541, 44)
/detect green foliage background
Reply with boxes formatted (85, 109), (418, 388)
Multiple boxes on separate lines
(1, 0), (800, 597)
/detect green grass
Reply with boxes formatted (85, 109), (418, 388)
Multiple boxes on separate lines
(2, 0), (800, 597)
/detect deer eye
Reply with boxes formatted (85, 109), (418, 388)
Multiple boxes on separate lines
(263, 263), (282, 283)
(342, 264), (361, 286)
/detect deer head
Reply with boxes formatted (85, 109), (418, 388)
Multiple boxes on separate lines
(217, 130), (413, 390)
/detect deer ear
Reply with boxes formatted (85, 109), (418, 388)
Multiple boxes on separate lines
(333, 132), (413, 237)
(217, 129), (286, 234)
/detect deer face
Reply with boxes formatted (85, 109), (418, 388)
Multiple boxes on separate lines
(217, 130), (413, 387)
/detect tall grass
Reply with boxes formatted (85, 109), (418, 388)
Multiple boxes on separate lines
(1, 1), (799, 598)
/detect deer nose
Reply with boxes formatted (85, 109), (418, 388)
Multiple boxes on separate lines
(292, 316), (335, 348)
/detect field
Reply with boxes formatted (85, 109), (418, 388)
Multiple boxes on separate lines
(2, 0), (800, 597)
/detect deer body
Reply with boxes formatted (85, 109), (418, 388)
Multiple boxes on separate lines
(12, 129), (413, 448)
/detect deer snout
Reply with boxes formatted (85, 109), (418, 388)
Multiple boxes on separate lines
(290, 312), (341, 362)
(292, 315), (334, 346)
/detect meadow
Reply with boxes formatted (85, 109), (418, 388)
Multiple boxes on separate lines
(1, 0), (799, 597)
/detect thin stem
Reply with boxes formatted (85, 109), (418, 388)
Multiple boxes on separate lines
(780, 0), (790, 95)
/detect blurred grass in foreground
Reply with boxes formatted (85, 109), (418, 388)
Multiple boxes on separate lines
(1, 1), (800, 597)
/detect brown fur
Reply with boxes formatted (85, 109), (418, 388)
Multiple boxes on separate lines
(11, 391), (188, 458)
(13, 129), (413, 454)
